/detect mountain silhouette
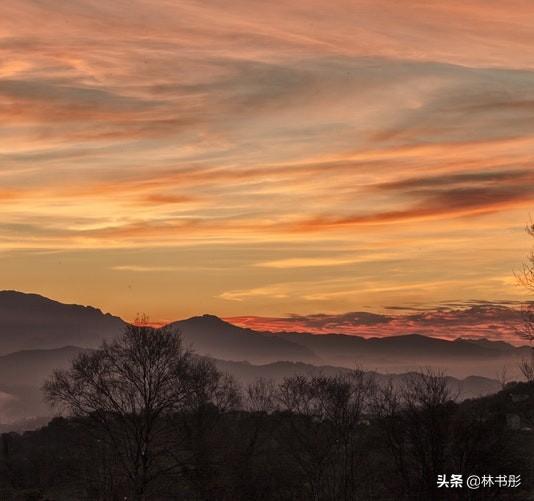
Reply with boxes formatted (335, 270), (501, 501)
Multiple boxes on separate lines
(0, 346), (89, 422)
(170, 314), (319, 364)
(0, 345), (88, 386)
(0, 346), (504, 425)
(0, 291), (124, 354)
(0, 290), (528, 378)
(210, 358), (502, 400)
(0, 290), (529, 427)
(272, 331), (529, 376)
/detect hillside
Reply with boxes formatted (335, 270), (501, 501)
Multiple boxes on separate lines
(0, 291), (124, 354)
(169, 314), (319, 364)
(0, 290), (529, 380)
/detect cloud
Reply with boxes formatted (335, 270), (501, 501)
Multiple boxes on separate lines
(3, 0), (534, 320)
(226, 302), (527, 343)
(287, 167), (534, 230)
(253, 253), (395, 268)
(377, 170), (534, 191)
(219, 285), (290, 302)
(111, 265), (181, 272)
(288, 311), (392, 327)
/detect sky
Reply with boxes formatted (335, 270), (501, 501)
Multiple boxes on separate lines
(1, 1), (534, 340)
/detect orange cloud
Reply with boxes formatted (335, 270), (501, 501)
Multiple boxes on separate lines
(226, 302), (529, 344)
(2, 0), (534, 321)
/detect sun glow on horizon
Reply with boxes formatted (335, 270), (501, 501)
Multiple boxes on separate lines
(1, 0), (534, 335)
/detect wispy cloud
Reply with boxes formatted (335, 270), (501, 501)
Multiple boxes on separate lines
(219, 285), (290, 302)
(2, 0), (534, 320)
(253, 253), (395, 269)
(111, 265), (181, 273)
(227, 302), (528, 343)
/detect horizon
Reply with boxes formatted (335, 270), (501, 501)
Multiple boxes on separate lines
(2, 288), (531, 345)
(2, 1), (534, 340)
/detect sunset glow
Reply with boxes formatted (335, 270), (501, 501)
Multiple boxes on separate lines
(2, 1), (534, 336)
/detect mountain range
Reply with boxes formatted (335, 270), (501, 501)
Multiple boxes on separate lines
(0, 290), (529, 427)
(0, 345), (504, 425)
(0, 291), (529, 370)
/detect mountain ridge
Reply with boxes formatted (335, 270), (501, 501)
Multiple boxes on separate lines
(0, 290), (529, 377)
(0, 345), (505, 426)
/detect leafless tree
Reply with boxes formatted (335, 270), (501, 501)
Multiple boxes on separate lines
(180, 357), (241, 412)
(372, 379), (410, 497)
(43, 324), (239, 500)
(374, 369), (456, 500)
(277, 370), (375, 501)
(245, 378), (278, 413)
(515, 222), (534, 381)
(517, 223), (534, 295)
(170, 356), (242, 499)
(517, 223), (534, 337)
(519, 355), (534, 382)
(496, 365), (510, 390)
(402, 368), (456, 408)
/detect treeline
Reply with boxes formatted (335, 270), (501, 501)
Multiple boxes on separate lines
(0, 325), (532, 500)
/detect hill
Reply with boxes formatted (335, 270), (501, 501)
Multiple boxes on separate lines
(0, 291), (124, 354)
(169, 314), (319, 364)
(273, 331), (530, 378)
(0, 346), (504, 426)
(0, 290), (529, 380)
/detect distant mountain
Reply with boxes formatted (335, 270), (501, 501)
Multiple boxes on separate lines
(0, 345), (500, 403)
(0, 346), (89, 423)
(0, 290), (528, 432)
(211, 358), (502, 401)
(0, 291), (124, 354)
(169, 316), (528, 374)
(0, 345), (88, 386)
(0, 291), (529, 379)
(170, 314), (319, 364)
(0, 346), (504, 426)
(0, 293), (318, 364)
(454, 337), (527, 354)
(275, 331), (529, 362)
(272, 331), (530, 377)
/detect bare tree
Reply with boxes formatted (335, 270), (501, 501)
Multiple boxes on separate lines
(245, 378), (278, 414)
(517, 222), (534, 295)
(169, 357), (242, 499)
(373, 369), (456, 500)
(43, 324), (237, 500)
(517, 223), (534, 339)
(496, 365), (510, 390)
(277, 371), (375, 501)
(519, 355), (534, 382)
(402, 368), (456, 408)
(404, 369), (456, 497)
(516, 222), (534, 380)
(372, 379), (411, 498)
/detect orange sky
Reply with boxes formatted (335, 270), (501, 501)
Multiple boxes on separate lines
(1, 0), (534, 331)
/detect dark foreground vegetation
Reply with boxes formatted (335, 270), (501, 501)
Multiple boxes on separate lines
(0, 325), (533, 500)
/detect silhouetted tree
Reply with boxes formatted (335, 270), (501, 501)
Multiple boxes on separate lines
(1, 369), (531, 500)
(374, 369), (457, 500)
(517, 222), (534, 297)
(277, 371), (375, 501)
(43, 323), (238, 500)
(245, 378), (278, 414)
(173, 358), (241, 499)
(517, 223), (534, 381)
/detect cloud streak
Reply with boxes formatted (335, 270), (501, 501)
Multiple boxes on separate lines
(227, 302), (528, 344)
(2, 0), (534, 321)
